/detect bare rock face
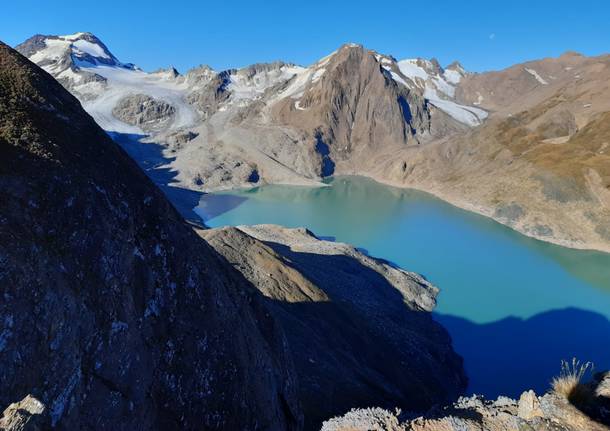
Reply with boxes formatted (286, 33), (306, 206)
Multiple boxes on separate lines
(323, 381), (610, 431)
(112, 94), (176, 131)
(185, 68), (230, 120)
(320, 407), (406, 431)
(201, 225), (466, 430)
(596, 372), (610, 398)
(518, 390), (544, 420)
(0, 396), (48, 431)
(271, 45), (431, 169)
(0, 42), (302, 430)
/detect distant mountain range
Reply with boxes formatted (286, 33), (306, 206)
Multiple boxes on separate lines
(16, 32), (610, 252)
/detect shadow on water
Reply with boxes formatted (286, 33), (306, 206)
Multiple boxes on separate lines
(435, 307), (610, 399)
(196, 193), (248, 222)
(108, 132), (210, 226)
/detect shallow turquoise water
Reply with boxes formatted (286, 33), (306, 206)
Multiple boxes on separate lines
(196, 176), (610, 398)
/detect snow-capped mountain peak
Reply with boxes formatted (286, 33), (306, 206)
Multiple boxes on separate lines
(375, 54), (485, 126)
(17, 32), (129, 71)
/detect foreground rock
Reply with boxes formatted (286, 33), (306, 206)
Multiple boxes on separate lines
(111, 94), (176, 131)
(0, 42), (302, 430)
(202, 225), (466, 430)
(322, 373), (610, 431)
(0, 395), (47, 431)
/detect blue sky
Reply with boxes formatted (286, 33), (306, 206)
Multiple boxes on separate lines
(2, 0), (609, 73)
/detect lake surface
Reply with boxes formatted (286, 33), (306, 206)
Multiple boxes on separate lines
(196, 176), (610, 398)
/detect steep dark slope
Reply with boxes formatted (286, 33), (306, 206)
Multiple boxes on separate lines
(0, 42), (302, 430)
(202, 226), (467, 430)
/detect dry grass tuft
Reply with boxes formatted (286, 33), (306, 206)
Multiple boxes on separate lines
(551, 358), (594, 404)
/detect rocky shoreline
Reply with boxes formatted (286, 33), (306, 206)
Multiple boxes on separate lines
(351, 172), (610, 253)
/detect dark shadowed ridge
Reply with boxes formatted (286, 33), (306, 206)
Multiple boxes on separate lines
(0, 41), (303, 430)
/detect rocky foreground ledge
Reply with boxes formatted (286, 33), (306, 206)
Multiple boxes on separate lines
(322, 372), (610, 431)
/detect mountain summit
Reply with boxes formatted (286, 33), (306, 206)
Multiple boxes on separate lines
(17, 32), (128, 69)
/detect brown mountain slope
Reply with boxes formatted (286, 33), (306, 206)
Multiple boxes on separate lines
(356, 53), (610, 251)
(269, 45), (431, 165)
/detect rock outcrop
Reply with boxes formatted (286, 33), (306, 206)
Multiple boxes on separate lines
(0, 41), (302, 430)
(269, 45), (431, 162)
(0, 395), (48, 431)
(201, 225), (466, 430)
(322, 373), (610, 430)
(112, 94), (176, 131)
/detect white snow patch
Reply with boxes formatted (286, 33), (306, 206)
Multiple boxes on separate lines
(375, 54), (392, 65)
(390, 71), (410, 88)
(29, 35), (112, 71)
(443, 68), (462, 84)
(424, 88), (488, 126)
(294, 100), (307, 110)
(272, 67), (315, 101)
(312, 68), (326, 83)
(525, 68), (548, 85)
(76, 64), (197, 133)
(228, 65), (301, 101)
(397, 59), (430, 82)
(432, 76), (455, 97)
(29, 38), (71, 67)
(382, 65), (410, 88)
(72, 39), (110, 59)
(59, 32), (88, 41)
(394, 58), (485, 126)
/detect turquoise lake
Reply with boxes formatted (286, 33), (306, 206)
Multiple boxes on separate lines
(195, 176), (610, 398)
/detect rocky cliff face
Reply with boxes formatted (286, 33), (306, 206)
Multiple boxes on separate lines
(268, 45), (431, 165)
(0, 41), (303, 430)
(112, 94), (176, 131)
(201, 225), (466, 430)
